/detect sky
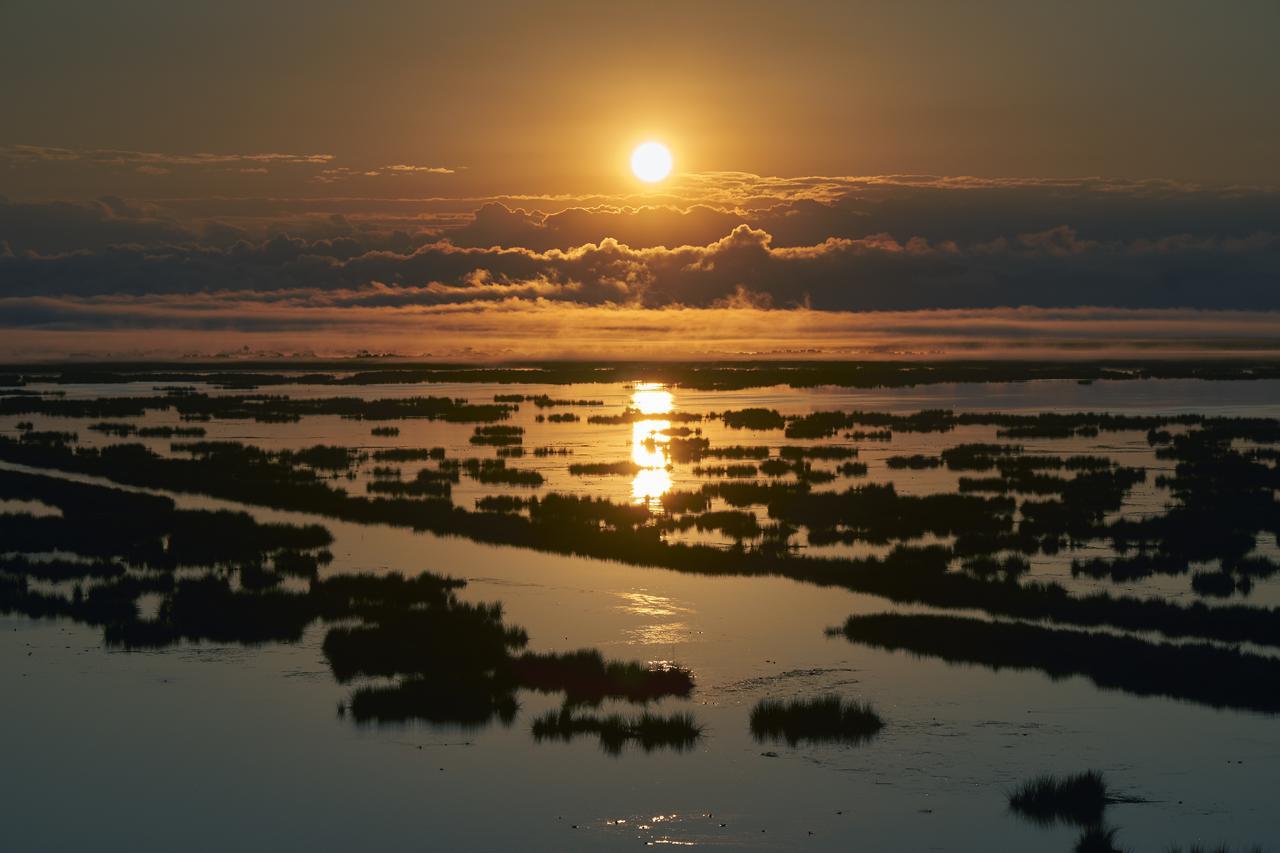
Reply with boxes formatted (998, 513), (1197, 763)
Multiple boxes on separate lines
(2, 0), (1279, 358)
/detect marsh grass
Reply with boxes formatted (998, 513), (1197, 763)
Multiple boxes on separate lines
(567, 461), (642, 476)
(512, 650), (694, 704)
(531, 707), (703, 755)
(1008, 771), (1110, 826)
(749, 695), (883, 746)
(833, 612), (1280, 713)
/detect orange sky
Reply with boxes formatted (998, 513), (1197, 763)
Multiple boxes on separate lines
(2, 1), (1280, 359)
(4, 1), (1280, 201)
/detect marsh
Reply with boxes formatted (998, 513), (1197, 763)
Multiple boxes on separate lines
(2, 366), (1279, 851)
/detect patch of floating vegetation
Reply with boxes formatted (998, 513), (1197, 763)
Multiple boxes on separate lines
(589, 408), (703, 425)
(88, 421), (137, 436)
(722, 408), (786, 430)
(531, 708), (703, 755)
(458, 457), (544, 486)
(531, 446), (572, 456)
(512, 650), (694, 705)
(568, 460), (642, 476)
(779, 445), (859, 460)
(691, 464), (757, 479)
(7, 408), (1280, 651)
(370, 447), (445, 461)
(703, 445), (770, 460)
(470, 425), (523, 446)
(494, 393), (604, 407)
(885, 454), (942, 469)
(0, 391), (516, 423)
(1008, 771), (1112, 827)
(845, 429), (892, 441)
(660, 509), (762, 540)
(831, 613), (1280, 713)
(749, 695), (884, 746)
(0, 467), (700, 739)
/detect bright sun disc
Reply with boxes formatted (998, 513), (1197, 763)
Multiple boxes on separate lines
(630, 142), (672, 182)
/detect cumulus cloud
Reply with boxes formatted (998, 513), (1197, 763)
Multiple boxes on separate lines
(3, 216), (1279, 311)
(2, 172), (1280, 358)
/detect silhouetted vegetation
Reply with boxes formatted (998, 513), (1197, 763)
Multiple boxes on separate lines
(531, 707), (702, 755)
(691, 464), (757, 478)
(832, 613), (1280, 713)
(511, 650), (694, 705)
(722, 408), (785, 430)
(10, 405), (1280, 652)
(370, 446), (446, 461)
(1008, 771), (1111, 826)
(567, 460), (642, 476)
(750, 696), (884, 745)
(703, 445), (771, 459)
(0, 467), (700, 739)
(886, 454), (942, 469)
(470, 425), (524, 446)
(16, 358), (1280, 392)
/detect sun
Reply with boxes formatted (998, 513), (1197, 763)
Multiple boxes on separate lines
(630, 141), (673, 183)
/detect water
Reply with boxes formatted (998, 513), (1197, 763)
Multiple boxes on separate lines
(2, 376), (1279, 852)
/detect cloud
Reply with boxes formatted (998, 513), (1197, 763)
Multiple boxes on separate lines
(3, 217), (1279, 312)
(0, 144), (334, 167)
(383, 164), (456, 174)
(2, 173), (1280, 325)
(443, 176), (1280, 251)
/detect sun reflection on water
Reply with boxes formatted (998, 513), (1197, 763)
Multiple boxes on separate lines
(631, 382), (674, 416)
(631, 467), (672, 505)
(630, 383), (675, 507)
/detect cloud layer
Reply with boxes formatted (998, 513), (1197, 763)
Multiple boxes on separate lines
(2, 173), (1279, 357)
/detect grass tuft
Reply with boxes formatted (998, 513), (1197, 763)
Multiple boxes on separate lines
(749, 695), (883, 746)
(1008, 771), (1110, 826)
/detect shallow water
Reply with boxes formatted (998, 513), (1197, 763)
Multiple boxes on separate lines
(3, 376), (1279, 852)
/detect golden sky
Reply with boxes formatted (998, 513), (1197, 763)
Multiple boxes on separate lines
(4, 0), (1280, 199)
(2, 1), (1280, 358)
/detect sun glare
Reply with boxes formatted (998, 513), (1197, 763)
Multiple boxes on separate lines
(631, 382), (674, 415)
(630, 142), (673, 183)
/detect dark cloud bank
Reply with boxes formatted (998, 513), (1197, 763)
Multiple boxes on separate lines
(1, 176), (1278, 356)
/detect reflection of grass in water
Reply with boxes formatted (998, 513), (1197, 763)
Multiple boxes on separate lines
(531, 707), (702, 755)
(0, 469), (701, 733)
(749, 695), (883, 746)
(1008, 771), (1110, 826)
(349, 675), (519, 727)
(832, 612), (1280, 713)
(1073, 825), (1124, 853)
